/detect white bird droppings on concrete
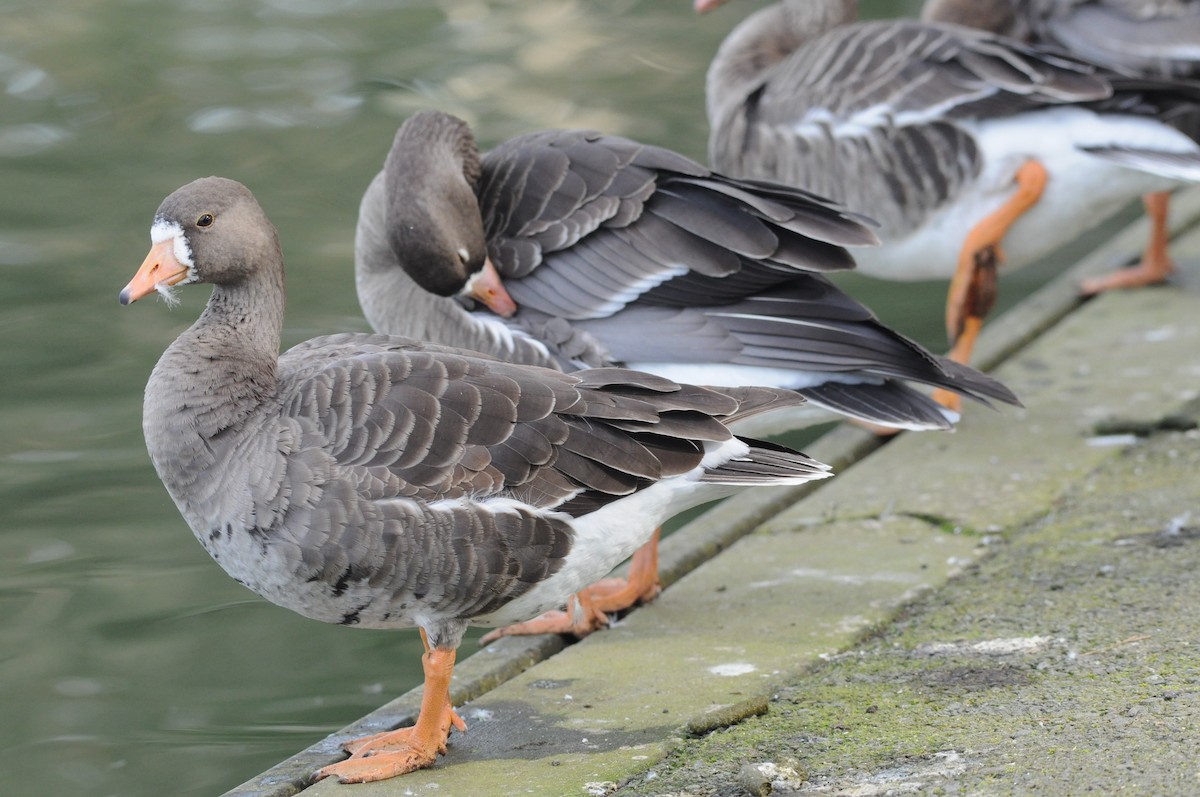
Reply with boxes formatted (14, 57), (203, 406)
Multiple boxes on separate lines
(709, 662), (757, 676)
(919, 636), (1055, 656)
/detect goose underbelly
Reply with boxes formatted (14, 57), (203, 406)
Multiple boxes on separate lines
(473, 439), (755, 627)
(851, 109), (1196, 282)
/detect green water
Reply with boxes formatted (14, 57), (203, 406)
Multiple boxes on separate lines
(0, 1), (1083, 794)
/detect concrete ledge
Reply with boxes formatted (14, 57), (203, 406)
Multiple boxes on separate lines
(222, 188), (1200, 797)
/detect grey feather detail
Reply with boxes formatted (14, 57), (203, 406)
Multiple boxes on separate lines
(1079, 145), (1200, 180)
(925, 0), (1200, 81)
(478, 125), (874, 310)
(648, 187), (782, 259)
(510, 312), (619, 370)
(798, 381), (953, 430)
(931, 356), (1021, 407)
(700, 439), (831, 485)
(295, 497), (575, 621)
(1044, 2), (1200, 78)
(926, 0), (1200, 147)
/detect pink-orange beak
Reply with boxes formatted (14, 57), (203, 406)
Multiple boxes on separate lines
(693, 0), (728, 12)
(120, 239), (189, 305)
(466, 257), (518, 318)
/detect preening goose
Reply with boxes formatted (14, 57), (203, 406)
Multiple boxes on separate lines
(922, 0), (1200, 294)
(354, 109), (1019, 635)
(121, 176), (833, 782)
(699, 0), (1200, 402)
(358, 111), (1018, 428)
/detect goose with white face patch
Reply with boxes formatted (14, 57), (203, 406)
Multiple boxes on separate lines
(121, 176), (835, 783)
(698, 0), (1200, 408)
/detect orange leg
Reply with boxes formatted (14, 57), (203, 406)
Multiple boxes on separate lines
(479, 530), (663, 642)
(479, 588), (610, 642)
(934, 159), (1047, 413)
(1080, 191), (1175, 295)
(316, 630), (465, 783)
(588, 529), (662, 613)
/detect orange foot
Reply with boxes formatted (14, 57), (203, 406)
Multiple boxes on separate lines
(316, 641), (464, 783)
(1081, 191), (1174, 295)
(480, 531), (662, 641)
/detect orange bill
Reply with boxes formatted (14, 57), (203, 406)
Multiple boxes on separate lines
(120, 239), (190, 305)
(465, 257), (517, 318)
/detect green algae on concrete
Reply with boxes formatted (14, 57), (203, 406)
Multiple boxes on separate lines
(617, 428), (1200, 796)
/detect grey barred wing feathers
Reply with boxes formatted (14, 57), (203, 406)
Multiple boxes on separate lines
(712, 19), (1110, 237)
(276, 335), (816, 515)
(477, 128), (877, 321)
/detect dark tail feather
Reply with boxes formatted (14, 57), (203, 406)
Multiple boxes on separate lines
(797, 380), (953, 431)
(933, 357), (1023, 408)
(701, 437), (832, 485)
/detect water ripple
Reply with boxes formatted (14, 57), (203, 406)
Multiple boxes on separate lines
(187, 97), (361, 133)
(0, 236), (45, 265)
(0, 123), (70, 156)
(0, 53), (57, 100)
(177, 27), (338, 59)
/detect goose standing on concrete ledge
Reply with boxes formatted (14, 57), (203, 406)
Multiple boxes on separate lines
(354, 111), (1020, 635)
(121, 176), (834, 783)
(698, 0), (1200, 404)
(922, 0), (1200, 294)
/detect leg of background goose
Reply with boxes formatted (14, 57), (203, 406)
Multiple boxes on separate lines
(316, 631), (465, 783)
(934, 159), (1046, 412)
(933, 253), (997, 413)
(479, 531), (664, 641)
(479, 587), (611, 642)
(1080, 191), (1174, 295)
(588, 530), (662, 612)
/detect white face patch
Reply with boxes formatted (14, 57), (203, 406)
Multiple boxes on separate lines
(148, 218), (199, 306)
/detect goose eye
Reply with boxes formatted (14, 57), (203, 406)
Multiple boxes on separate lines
(196, 213), (215, 228)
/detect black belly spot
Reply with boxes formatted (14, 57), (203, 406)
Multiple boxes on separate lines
(332, 566), (355, 598)
(340, 609), (361, 626)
